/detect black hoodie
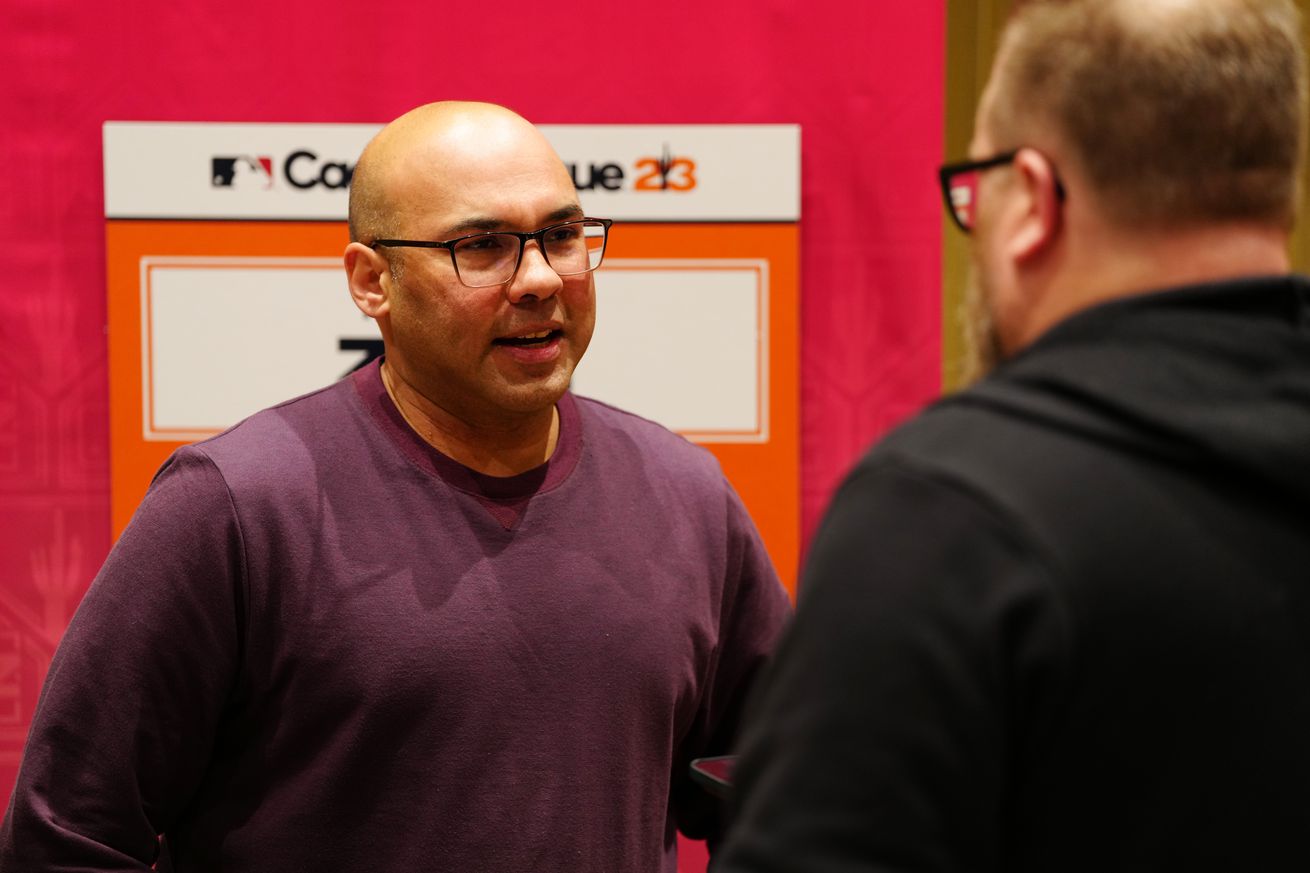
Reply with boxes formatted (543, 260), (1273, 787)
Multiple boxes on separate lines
(721, 275), (1310, 873)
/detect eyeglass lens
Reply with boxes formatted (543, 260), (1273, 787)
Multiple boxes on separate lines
(453, 220), (608, 287)
(948, 170), (980, 231)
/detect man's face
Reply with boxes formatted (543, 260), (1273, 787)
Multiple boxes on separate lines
(962, 84), (1016, 381)
(381, 124), (596, 426)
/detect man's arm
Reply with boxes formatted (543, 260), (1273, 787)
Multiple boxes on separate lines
(717, 460), (1071, 873)
(673, 480), (792, 850)
(0, 448), (245, 870)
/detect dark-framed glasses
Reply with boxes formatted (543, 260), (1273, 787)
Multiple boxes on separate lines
(370, 217), (613, 288)
(937, 151), (1018, 233)
(938, 149), (1066, 234)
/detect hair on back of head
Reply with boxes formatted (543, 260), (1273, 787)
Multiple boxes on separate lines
(348, 150), (387, 245)
(347, 135), (407, 279)
(991, 0), (1307, 229)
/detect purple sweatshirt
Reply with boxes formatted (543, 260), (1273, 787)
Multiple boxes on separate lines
(0, 361), (790, 872)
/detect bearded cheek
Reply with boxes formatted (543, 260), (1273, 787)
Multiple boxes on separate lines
(961, 268), (1001, 385)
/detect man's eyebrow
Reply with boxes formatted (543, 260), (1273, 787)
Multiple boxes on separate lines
(443, 216), (504, 236)
(544, 204), (585, 223)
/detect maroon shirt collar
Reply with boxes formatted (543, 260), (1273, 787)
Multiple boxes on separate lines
(351, 359), (583, 527)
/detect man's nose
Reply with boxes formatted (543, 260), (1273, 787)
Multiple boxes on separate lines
(505, 242), (563, 302)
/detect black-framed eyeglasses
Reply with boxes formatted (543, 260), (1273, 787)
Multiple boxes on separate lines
(938, 151), (1018, 233)
(370, 217), (613, 288)
(937, 150), (1066, 234)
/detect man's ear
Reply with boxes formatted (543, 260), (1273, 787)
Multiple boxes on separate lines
(1006, 147), (1064, 262)
(344, 242), (392, 319)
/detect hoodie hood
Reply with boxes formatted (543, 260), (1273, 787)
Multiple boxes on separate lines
(963, 274), (1310, 498)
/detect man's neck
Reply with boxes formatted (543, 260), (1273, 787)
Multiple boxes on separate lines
(1015, 221), (1292, 352)
(381, 362), (560, 477)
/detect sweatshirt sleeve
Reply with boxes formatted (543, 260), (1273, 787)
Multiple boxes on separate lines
(673, 478), (792, 850)
(716, 459), (1071, 873)
(0, 447), (246, 871)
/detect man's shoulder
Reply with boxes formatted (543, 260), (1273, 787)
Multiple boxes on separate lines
(571, 394), (722, 479)
(855, 385), (1095, 525)
(871, 392), (1022, 468)
(184, 376), (365, 481)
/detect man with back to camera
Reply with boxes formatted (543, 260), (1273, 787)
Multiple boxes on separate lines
(0, 102), (791, 871)
(718, 1), (1310, 870)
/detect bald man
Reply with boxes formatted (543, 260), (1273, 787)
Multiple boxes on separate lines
(0, 103), (790, 872)
(720, 1), (1310, 872)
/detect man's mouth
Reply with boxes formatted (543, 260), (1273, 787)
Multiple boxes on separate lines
(494, 329), (562, 348)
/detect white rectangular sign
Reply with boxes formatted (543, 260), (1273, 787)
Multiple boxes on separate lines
(140, 257), (766, 443)
(104, 122), (800, 222)
(572, 259), (768, 443)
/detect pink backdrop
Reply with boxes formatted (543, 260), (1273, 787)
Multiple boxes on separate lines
(0, 0), (943, 864)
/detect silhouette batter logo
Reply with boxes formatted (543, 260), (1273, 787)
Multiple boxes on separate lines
(635, 144), (696, 191)
(211, 156), (274, 190)
(567, 144), (697, 193)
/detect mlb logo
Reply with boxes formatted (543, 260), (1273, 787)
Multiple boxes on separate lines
(211, 155), (274, 190)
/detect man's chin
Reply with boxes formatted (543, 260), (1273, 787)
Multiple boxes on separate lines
(491, 369), (574, 416)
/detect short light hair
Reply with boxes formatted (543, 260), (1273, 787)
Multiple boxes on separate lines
(989, 0), (1307, 229)
(347, 138), (404, 279)
(347, 151), (388, 245)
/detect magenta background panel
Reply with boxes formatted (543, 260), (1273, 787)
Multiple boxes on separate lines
(0, 0), (944, 859)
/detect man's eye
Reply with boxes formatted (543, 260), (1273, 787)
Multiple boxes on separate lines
(461, 235), (511, 252)
(546, 225), (582, 243)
